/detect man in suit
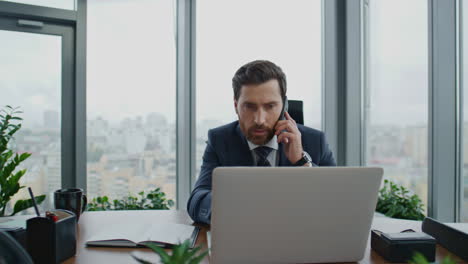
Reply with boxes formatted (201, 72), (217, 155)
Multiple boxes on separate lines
(187, 60), (336, 224)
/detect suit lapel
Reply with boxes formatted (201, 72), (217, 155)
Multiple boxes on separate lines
(234, 124), (254, 166)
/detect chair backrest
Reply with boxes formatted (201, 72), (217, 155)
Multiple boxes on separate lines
(288, 99), (304, 125)
(0, 231), (33, 264)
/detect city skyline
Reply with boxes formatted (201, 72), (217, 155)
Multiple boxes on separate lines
(1, 108), (467, 222)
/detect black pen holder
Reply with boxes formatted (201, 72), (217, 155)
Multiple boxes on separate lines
(26, 210), (77, 264)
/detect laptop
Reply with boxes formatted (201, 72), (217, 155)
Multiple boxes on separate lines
(210, 167), (383, 264)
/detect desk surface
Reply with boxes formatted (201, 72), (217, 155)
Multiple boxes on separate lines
(65, 210), (467, 264)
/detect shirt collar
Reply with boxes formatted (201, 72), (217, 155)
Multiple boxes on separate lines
(247, 135), (279, 151)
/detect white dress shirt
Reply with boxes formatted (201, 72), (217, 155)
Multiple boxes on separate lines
(247, 135), (279, 166)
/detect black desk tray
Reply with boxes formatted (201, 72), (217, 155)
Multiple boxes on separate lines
(422, 217), (468, 261)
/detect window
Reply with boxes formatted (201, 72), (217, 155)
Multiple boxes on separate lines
(87, 0), (177, 203)
(364, 0), (428, 208)
(0, 30), (62, 211)
(196, 0), (322, 176)
(462, 0), (468, 222)
(3, 0), (76, 10)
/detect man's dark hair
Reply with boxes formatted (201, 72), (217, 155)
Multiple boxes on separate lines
(232, 60), (287, 101)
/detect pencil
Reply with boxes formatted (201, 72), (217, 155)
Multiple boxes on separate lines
(28, 187), (40, 217)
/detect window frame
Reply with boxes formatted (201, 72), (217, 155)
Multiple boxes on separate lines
(351, 0), (462, 222)
(427, 0), (461, 222)
(0, 0), (84, 190)
(176, 0), (195, 209)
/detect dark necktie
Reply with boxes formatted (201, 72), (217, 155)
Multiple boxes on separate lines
(254, 146), (273, 166)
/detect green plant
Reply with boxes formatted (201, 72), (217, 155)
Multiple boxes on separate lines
(0, 105), (45, 216)
(409, 252), (456, 264)
(376, 179), (425, 220)
(132, 239), (208, 264)
(87, 188), (174, 211)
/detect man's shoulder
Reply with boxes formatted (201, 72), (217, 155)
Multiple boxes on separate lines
(208, 121), (239, 137)
(297, 124), (324, 138)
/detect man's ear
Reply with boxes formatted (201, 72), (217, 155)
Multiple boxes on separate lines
(234, 100), (239, 114)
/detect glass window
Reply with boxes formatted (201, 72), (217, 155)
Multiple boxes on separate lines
(0, 30), (62, 212)
(87, 0), (177, 204)
(365, 0), (428, 209)
(196, 0), (322, 176)
(3, 0), (76, 10)
(462, 0), (468, 222)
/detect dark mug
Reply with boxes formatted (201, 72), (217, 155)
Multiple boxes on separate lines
(54, 188), (87, 221)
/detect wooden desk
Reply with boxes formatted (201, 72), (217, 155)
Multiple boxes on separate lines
(64, 210), (209, 264)
(65, 210), (467, 264)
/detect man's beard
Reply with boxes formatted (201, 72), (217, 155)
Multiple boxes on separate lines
(245, 124), (275, 145)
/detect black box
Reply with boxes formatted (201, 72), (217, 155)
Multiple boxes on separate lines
(371, 229), (436, 263)
(422, 217), (468, 261)
(26, 210), (77, 264)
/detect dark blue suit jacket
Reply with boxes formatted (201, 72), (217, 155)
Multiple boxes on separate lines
(187, 121), (336, 224)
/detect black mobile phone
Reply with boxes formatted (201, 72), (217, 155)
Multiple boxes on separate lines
(279, 96), (288, 120)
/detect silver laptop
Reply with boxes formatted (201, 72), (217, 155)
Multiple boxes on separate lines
(210, 167), (383, 264)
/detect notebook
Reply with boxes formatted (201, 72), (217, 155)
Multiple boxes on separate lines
(85, 222), (199, 248)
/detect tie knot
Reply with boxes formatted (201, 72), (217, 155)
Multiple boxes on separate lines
(254, 146), (273, 160)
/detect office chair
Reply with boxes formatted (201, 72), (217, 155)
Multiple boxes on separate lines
(287, 100), (304, 125)
(0, 231), (33, 264)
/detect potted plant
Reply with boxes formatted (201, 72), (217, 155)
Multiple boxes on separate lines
(376, 179), (425, 220)
(0, 105), (45, 217)
(87, 188), (174, 211)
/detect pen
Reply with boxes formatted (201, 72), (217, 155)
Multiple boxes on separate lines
(28, 187), (40, 217)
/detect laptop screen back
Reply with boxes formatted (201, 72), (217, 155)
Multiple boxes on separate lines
(211, 167), (383, 264)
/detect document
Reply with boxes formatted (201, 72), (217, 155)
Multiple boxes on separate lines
(86, 222), (199, 248)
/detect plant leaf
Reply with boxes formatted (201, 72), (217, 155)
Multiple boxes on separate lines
(441, 255), (456, 264)
(145, 243), (171, 263)
(19, 152), (31, 162)
(7, 125), (21, 137)
(131, 254), (154, 264)
(188, 251), (209, 264)
(10, 195), (46, 216)
(173, 240), (189, 260)
(409, 252), (428, 264)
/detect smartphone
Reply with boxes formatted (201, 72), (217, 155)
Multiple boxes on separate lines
(279, 96), (289, 120)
